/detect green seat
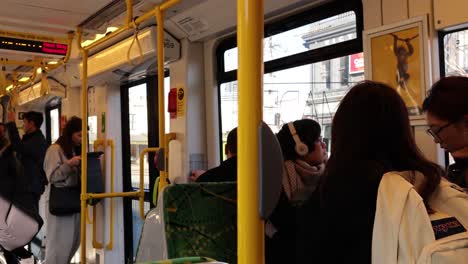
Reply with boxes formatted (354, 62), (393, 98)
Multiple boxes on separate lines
(136, 183), (237, 263)
(137, 256), (216, 264)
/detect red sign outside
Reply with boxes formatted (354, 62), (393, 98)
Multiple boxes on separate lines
(349, 52), (364, 74)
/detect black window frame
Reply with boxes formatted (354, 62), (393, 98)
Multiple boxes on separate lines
(437, 25), (468, 168)
(215, 0), (363, 158)
(45, 100), (62, 145)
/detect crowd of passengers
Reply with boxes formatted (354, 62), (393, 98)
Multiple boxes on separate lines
(190, 77), (468, 263)
(0, 76), (466, 264)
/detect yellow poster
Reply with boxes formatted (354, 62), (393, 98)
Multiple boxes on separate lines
(176, 87), (185, 118)
(371, 26), (422, 115)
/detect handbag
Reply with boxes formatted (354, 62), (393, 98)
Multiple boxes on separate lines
(49, 184), (81, 216)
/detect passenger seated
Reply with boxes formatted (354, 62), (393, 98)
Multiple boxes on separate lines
(318, 81), (444, 263)
(265, 119), (327, 264)
(190, 127), (237, 182)
(423, 76), (468, 188)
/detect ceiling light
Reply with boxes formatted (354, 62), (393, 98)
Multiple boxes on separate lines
(19, 77), (30, 82)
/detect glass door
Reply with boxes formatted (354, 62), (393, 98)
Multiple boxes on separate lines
(121, 74), (169, 262)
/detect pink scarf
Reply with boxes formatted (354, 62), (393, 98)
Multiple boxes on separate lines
(282, 160), (324, 205)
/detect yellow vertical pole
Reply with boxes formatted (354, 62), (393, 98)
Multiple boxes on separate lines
(106, 140), (115, 250)
(155, 7), (167, 193)
(79, 29), (89, 264)
(237, 0), (264, 263)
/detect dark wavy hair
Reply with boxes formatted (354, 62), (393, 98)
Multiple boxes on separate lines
(276, 119), (321, 161)
(55, 116), (82, 159)
(322, 81), (443, 208)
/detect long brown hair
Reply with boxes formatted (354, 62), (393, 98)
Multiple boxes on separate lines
(323, 81), (443, 207)
(55, 116), (82, 159)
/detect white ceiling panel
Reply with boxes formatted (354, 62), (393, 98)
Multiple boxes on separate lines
(0, 0), (115, 34)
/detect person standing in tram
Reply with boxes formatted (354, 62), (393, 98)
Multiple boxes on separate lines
(423, 76), (468, 188)
(43, 116), (82, 264)
(265, 119), (327, 264)
(318, 81), (443, 263)
(5, 111), (48, 212)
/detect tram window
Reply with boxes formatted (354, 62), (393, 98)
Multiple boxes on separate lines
(88, 115), (97, 151)
(220, 54), (364, 148)
(217, 0), (363, 160)
(49, 108), (60, 143)
(439, 27), (468, 167)
(442, 28), (468, 77)
(223, 11), (358, 72)
(128, 83), (150, 189)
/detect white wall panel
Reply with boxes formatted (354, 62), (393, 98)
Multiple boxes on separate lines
(382, 0), (408, 24)
(362, 0), (383, 30)
(434, 0), (468, 30)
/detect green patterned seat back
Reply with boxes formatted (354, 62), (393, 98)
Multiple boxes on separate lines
(163, 183), (237, 263)
(137, 256), (216, 264)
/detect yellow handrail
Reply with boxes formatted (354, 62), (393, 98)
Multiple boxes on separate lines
(156, 7), (167, 193)
(77, 26), (89, 264)
(92, 206), (103, 249)
(139, 147), (159, 219)
(77, 1), (181, 262)
(90, 139), (114, 250)
(106, 140), (115, 250)
(237, 0), (265, 263)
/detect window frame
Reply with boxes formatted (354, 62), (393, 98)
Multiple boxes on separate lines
(121, 71), (169, 263)
(215, 0), (363, 158)
(45, 100), (62, 145)
(437, 26), (468, 168)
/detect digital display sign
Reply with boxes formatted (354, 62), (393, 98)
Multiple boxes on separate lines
(0, 36), (68, 56)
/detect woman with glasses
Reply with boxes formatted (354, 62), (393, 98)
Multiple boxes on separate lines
(318, 81), (444, 263)
(265, 119), (327, 263)
(422, 76), (468, 188)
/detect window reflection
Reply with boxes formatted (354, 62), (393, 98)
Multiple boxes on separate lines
(220, 54), (364, 154)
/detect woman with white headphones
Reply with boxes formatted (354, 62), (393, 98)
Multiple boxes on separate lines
(265, 119), (327, 264)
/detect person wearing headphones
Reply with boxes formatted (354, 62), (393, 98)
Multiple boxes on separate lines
(265, 119), (327, 264)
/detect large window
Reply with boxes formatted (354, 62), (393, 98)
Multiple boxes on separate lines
(441, 28), (468, 77)
(217, 1), (363, 154)
(439, 27), (468, 166)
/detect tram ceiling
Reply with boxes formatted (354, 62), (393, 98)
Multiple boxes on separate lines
(0, 0), (117, 35)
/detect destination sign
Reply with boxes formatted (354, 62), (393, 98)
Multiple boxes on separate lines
(0, 36), (68, 56)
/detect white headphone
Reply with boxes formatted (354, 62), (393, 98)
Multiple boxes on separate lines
(287, 122), (309, 156)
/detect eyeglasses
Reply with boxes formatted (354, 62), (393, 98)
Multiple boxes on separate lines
(426, 121), (456, 141)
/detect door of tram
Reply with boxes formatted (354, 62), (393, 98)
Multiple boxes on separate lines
(121, 74), (169, 263)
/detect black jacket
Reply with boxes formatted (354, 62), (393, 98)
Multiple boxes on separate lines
(6, 123), (48, 195)
(0, 145), (19, 201)
(447, 158), (468, 188)
(196, 156), (237, 182)
(265, 190), (321, 264)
